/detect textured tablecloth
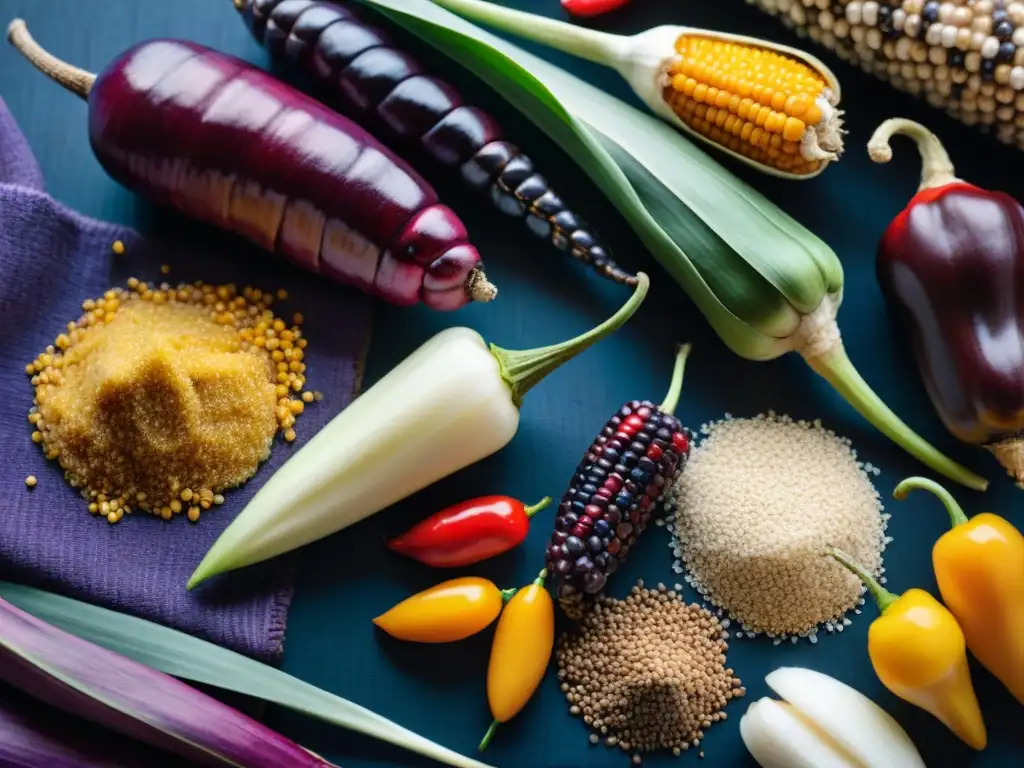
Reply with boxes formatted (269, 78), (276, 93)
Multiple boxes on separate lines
(0, 96), (374, 662)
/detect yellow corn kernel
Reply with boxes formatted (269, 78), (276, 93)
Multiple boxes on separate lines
(665, 34), (834, 174)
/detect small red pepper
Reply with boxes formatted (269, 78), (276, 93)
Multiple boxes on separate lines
(387, 495), (552, 568)
(561, 0), (631, 19)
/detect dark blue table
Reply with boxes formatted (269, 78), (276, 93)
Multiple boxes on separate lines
(2, 1), (1022, 766)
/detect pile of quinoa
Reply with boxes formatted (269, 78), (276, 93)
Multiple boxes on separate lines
(667, 412), (888, 642)
(25, 272), (319, 524)
(556, 581), (744, 763)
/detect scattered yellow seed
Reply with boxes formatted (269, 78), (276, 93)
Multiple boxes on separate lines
(161, 507), (173, 520)
(292, 312), (304, 325)
(181, 488), (194, 502)
(170, 499), (182, 513)
(289, 400), (304, 415)
(314, 391), (323, 402)
(112, 240), (125, 255)
(302, 391), (314, 403)
(107, 512), (118, 523)
(276, 288), (289, 300)
(213, 493), (225, 505)
(31, 431), (43, 443)
(188, 506), (201, 522)
(160, 264), (171, 275)
(25, 475), (37, 488)
(284, 428), (296, 443)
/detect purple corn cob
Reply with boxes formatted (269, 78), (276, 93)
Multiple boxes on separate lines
(237, 0), (638, 287)
(545, 346), (693, 617)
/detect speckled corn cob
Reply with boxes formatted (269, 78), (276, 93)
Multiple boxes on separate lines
(664, 35), (844, 174)
(748, 0), (1024, 149)
(545, 400), (691, 618)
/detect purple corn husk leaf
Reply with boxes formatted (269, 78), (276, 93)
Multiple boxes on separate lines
(0, 598), (335, 768)
(0, 684), (172, 767)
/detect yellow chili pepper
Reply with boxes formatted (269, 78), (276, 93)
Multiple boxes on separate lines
(894, 476), (1024, 706)
(372, 576), (515, 643)
(827, 546), (987, 751)
(479, 569), (554, 751)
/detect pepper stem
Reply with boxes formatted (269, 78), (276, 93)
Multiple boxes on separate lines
(524, 497), (552, 519)
(867, 118), (960, 191)
(491, 273), (649, 407)
(432, 0), (622, 66)
(893, 476), (969, 528)
(478, 719), (500, 752)
(6, 20), (95, 99)
(533, 568), (548, 587)
(659, 343), (692, 414)
(826, 546), (898, 614)
(802, 340), (988, 492)
(500, 588), (517, 603)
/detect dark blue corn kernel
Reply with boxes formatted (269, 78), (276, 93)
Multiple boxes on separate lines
(922, 1), (939, 23)
(630, 441), (646, 454)
(630, 467), (649, 482)
(590, 467), (608, 481)
(618, 405), (632, 417)
(601, 426), (614, 437)
(571, 501), (587, 514)
(638, 457), (657, 472)
(613, 464), (628, 476)
(583, 570), (607, 594)
(948, 50), (965, 68)
(565, 536), (585, 556)
(580, 483), (598, 497)
(594, 519), (611, 536)
(603, 448), (620, 462)
(615, 494), (632, 507)
(586, 535), (603, 553)
(993, 9), (1009, 24)
(996, 21), (1014, 42)
(564, 512), (579, 526)
(596, 458), (614, 471)
(982, 59), (996, 79)
(621, 451), (638, 466)
(999, 42), (1015, 61)
(574, 556), (593, 573)
(629, 399), (641, 408)
(656, 428), (672, 440)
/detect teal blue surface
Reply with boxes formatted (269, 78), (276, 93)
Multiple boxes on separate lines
(1, 1), (1022, 766)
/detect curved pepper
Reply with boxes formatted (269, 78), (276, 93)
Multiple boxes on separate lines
(560, 0), (631, 17)
(372, 576), (515, 643)
(894, 476), (1024, 705)
(827, 547), (986, 751)
(869, 117), (1024, 483)
(479, 569), (554, 751)
(387, 495), (552, 568)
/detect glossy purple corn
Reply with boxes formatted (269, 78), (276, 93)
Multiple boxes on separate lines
(546, 399), (691, 618)
(8, 22), (495, 311)
(238, 0), (638, 287)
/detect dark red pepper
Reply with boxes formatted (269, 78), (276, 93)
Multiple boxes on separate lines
(387, 495), (552, 567)
(561, 0), (631, 19)
(870, 117), (1024, 484)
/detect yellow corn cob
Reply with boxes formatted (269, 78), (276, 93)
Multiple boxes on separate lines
(663, 35), (844, 175)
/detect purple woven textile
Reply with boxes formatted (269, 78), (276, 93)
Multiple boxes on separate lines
(0, 98), (373, 662)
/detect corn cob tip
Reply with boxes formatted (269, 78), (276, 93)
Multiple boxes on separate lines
(663, 35), (844, 174)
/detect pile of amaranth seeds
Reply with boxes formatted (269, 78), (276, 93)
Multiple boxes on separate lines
(665, 412), (890, 645)
(556, 580), (744, 764)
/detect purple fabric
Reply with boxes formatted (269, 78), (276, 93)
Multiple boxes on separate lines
(0, 97), (373, 663)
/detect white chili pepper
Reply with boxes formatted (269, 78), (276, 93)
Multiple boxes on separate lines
(189, 274), (649, 588)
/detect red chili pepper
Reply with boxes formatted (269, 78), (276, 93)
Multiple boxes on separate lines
(561, 0), (631, 19)
(387, 495), (552, 568)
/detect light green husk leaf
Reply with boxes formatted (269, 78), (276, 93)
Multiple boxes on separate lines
(355, 0), (987, 491)
(0, 581), (492, 768)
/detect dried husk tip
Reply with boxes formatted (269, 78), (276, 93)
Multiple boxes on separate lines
(985, 438), (1024, 487)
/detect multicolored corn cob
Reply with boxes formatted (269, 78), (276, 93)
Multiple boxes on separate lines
(748, 0), (1024, 151)
(545, 346), (693, 618)
(663, 34), (844, 175)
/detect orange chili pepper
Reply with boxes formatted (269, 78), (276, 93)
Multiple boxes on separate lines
(372, 576), (515, 643)
(479, 569), (554, 751)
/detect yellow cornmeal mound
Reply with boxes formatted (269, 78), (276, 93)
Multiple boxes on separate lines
(26, 278), (314, 524)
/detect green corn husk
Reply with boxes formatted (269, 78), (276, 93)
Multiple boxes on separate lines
(355, 0), (987, 491)
(0, 581), (493, 768)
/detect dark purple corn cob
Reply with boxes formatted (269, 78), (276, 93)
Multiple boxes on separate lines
(237, 0), (638, 287)
(545, 345), (693, 618)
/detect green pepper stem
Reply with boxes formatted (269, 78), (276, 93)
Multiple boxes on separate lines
(802, 342), (988, 492)
(524, 497), (552, 520)
(659, 343), (692, 414)
(500, 588), (518, 603)
(432, 0), (620, 66)
(478, 719), (500, 752)
(491, 273), (649, 407)
(826, 546), (898, 614)
(866, 118), (960, 191)
(893, 476), (969, 528)
(533, 568), (548, 588)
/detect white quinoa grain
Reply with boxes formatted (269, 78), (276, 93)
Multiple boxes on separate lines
(669, 413), (885, 639)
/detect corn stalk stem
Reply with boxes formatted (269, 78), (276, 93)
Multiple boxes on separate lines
(659, 343), (691, 414)
(432, 0), (618, 66)
(801, 340), (988, 492)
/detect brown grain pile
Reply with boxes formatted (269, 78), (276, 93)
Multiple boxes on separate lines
(26, 276), (315, 524)
(556, 581), (744, 763)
